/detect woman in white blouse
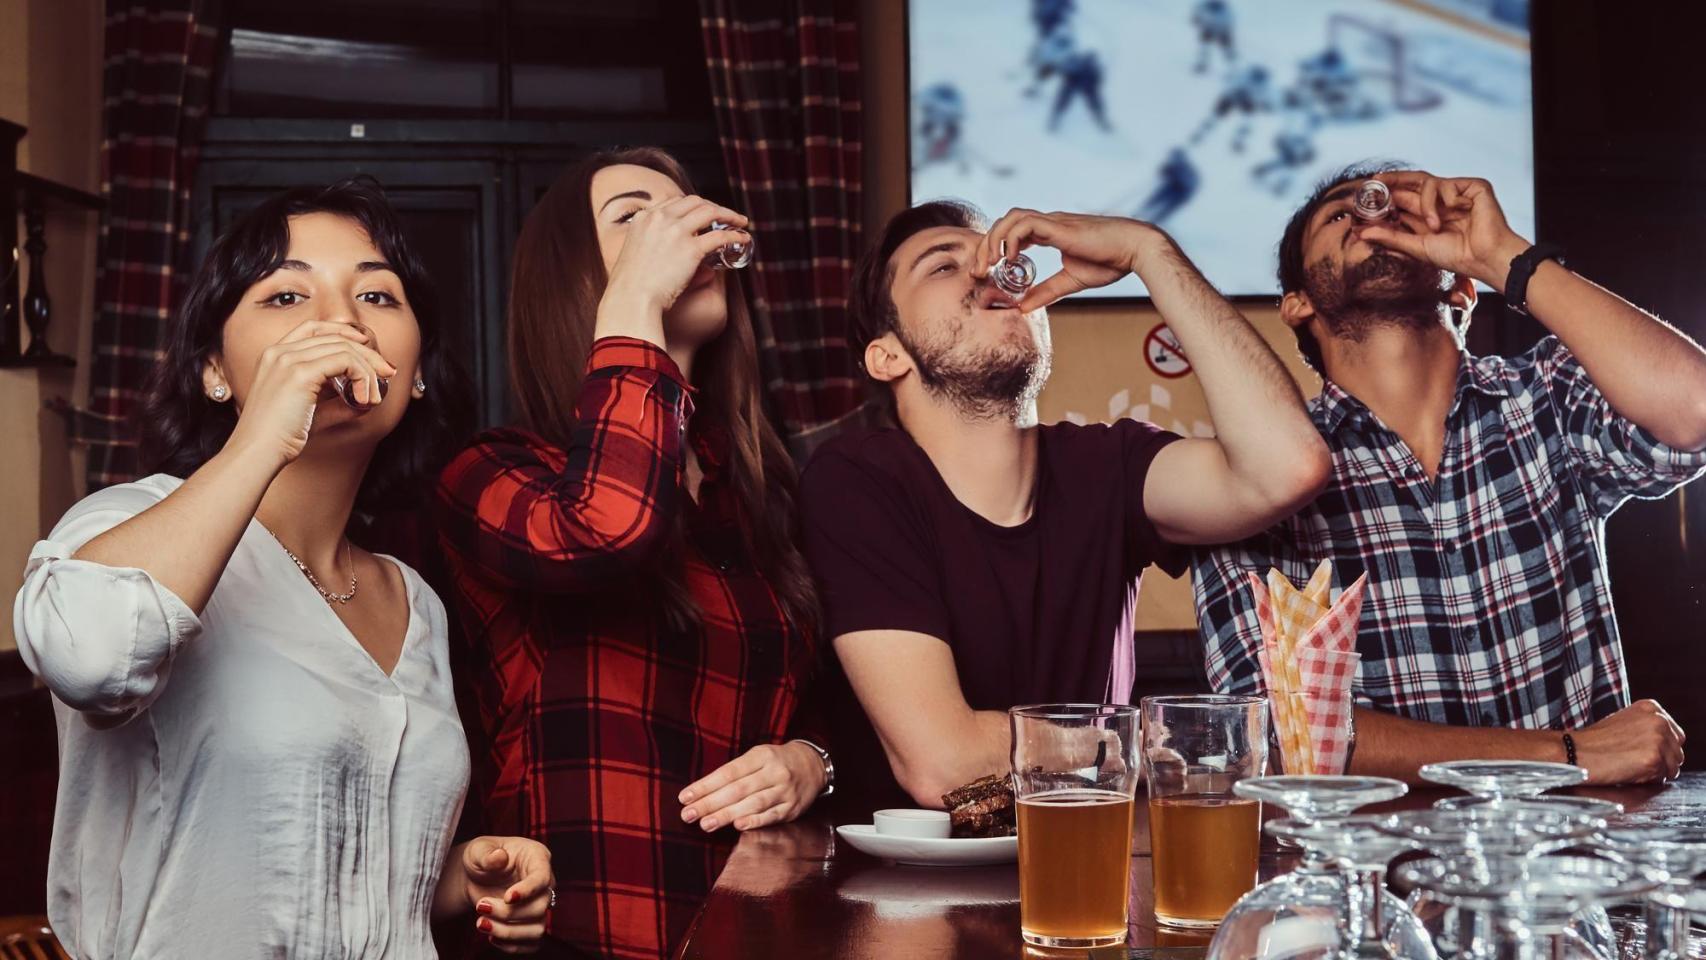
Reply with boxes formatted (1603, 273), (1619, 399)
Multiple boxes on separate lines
(13, 178), (552, 959)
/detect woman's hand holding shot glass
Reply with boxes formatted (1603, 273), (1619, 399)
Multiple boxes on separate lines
(595, 194), (753, 347)
(225, 319), (398, 469)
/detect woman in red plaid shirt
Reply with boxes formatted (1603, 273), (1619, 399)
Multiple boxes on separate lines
(434, 148), (831, 959)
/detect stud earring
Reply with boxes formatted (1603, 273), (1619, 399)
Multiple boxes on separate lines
(413, 377), (427, 396)
(211, 384), (228, 401)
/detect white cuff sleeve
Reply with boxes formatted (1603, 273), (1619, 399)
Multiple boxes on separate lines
(14, 539), (202, 719)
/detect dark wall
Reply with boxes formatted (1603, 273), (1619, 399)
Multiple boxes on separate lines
(1525, 4), (1706, 762)
(0, 662), (56, 915)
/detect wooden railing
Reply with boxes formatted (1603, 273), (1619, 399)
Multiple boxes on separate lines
(2, 118), (102, 369)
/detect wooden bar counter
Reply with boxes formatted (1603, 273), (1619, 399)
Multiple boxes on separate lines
(676, 774), (1706, 959)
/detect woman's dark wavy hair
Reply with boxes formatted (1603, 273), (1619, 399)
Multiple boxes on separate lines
(138, 176), (474, 512)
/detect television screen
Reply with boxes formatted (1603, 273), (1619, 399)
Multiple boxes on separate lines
(908, 0), (1534, 298)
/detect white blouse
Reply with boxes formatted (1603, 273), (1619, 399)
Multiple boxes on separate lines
(13, 475), (471, 960)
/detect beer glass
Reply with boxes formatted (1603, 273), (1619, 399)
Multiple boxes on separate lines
(1010, 703), (1141, 949)
(1141, 695), (1267, 929)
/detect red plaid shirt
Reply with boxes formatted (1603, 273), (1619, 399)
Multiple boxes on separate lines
(435, 338), (813, 960)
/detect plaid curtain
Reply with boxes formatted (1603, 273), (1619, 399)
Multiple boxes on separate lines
(698, 0), (865, 458)
(84, 0), (223, 488)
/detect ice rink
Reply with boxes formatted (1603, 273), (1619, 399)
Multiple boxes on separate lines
(910, 0), (1535, 297)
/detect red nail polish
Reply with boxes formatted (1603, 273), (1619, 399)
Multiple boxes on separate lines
(506, 890), (518, 904)
(476, 901), (493, 915)
(478, 917), (493, 933)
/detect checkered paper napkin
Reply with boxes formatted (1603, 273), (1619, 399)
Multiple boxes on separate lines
(1249, 560), (1367, 775)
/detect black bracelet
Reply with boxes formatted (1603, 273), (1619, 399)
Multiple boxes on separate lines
(1504, 241), (1567, 316)
(1562, 731), (1578, 766)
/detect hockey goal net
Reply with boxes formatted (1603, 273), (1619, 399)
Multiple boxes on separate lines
(1329, 13), (1444, 112)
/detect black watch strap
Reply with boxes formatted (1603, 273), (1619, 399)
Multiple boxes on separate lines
(1504, 241), (1567, 316)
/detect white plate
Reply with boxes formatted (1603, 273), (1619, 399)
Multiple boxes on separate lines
(835, 824), (1018, 867)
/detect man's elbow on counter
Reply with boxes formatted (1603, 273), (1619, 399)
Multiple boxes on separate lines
(892, 756), (964, 811)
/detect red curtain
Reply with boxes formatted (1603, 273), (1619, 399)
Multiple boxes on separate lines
(85, 0), (223, 487)
(698, 0), (866, 457)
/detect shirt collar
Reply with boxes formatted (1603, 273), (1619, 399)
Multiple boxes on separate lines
(691, 418), (730, 485)
(1312, 351), (1517, 436)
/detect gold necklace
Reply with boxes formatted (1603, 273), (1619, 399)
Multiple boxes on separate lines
(268, 530), (358, 605)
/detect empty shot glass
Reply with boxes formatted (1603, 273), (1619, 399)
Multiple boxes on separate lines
(988, 239), (1036, 296)
(329, 321), (389, 412)
(702, 220), (754, 270)
(1352, 179), (1394, 221)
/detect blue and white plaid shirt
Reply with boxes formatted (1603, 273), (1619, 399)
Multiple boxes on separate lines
(1194, 336), (1706, 730)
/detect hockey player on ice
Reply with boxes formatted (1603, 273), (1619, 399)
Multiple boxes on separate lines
(1190, 63), (1271, 153)
(1294, 47), (1381, 123)
(1134, 148), (1201, 224)
(914, 82), (1016, 178)
(1251, 123), (1318, 196)
(1024, 21), (1077, 99)
(1192, 0), (1236, 74)
(917, 82), (967, 168)
(1032, 0), (1074, 36)
(1048, 49), (1112, 133)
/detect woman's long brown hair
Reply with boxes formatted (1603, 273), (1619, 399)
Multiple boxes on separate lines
(507, 146), (818, 638)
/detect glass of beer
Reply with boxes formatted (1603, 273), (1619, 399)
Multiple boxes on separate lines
(1141, 695), (1268, 929)
(1010, 703), (1141, 949)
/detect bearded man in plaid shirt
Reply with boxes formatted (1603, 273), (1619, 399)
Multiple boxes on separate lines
(1195, 163), (1706, 784)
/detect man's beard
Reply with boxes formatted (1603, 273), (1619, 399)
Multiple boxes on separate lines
(1303, 250), (1450, 343)
(897, 293), (1052, 423)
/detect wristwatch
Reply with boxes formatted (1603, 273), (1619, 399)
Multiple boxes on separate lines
(1503, 241), (1566, 316)
(790, 739), (836, 797)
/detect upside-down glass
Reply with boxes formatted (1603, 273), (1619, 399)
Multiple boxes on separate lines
(1660, 886), (1706, 960)
(1419, 761), (1588, 806)
(1417, 761), (1616, 957)
(1011, 703), (1142, 950)
(1380, 806), (1607, 960)
(1205, 776), (1431, 960)
(1271, 813), (1440, 960)
(1592, 825), (1706, 960)
(1397, 855), (1665, 960)
(1141, 695), (1268, 929)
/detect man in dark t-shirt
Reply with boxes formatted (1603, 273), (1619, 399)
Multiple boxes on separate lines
(800, 202), (1333, 816)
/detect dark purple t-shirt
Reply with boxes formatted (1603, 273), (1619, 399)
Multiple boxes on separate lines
(800, 420), (1185, 816)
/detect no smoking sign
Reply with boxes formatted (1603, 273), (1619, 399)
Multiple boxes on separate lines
(1144, 323), (1191, 379)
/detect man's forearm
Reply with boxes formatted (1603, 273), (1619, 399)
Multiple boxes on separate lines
(1346, 706), (1566, 784)
(879, 708), (1011, 808)
(1519, 259), (1706, 450)
(1133, 234), (1325, 491)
